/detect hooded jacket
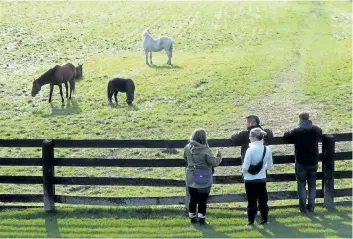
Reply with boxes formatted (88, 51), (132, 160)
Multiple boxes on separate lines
(283, 120), (322, 166)
(183, 140), (222, 188)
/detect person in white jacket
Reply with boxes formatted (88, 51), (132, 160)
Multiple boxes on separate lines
(242, 128), (273, 225)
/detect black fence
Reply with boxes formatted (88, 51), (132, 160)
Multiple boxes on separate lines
(0, 133), (351, 212)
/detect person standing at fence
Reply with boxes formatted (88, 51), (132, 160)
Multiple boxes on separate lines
(231, 115), (273, 163)
(283, 112), (322, 213)
(242, 128), (273, 225)
(183, 128), (222, 225)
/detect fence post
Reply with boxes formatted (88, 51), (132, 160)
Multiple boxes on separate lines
(322, 134), (335, 209)
(42, 139), (55, 212)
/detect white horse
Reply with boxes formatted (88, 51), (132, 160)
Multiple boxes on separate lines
(142, 28), (174, 65)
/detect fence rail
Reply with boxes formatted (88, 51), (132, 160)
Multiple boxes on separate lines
(0, 133), (352, 212)
(0, 133), (351, 148)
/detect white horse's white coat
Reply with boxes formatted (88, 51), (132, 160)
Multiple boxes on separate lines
(142, 28), (174, 65)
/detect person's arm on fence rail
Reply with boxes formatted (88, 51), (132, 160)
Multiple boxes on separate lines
(283, 128), (295, 143)
(264, 129), (274, 145)
(231, 131), (246, 146)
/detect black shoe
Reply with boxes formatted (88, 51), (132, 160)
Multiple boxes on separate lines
(300, 209), (307, 214)
(259, 206), (269, 224)
(247, 221), (254, 226)
(260, 220), (268, 225)
(247, 208), (257, 225)
(199, 218), (209, 225)
(190, 218), (198, 223)
(307, 205), (314, 212)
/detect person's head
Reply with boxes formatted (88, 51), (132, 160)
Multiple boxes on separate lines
(299, 112), (310, 122)
(246, 115), (260, 129)
(249, 128), (267, 143)
(190, 128), (208, 145)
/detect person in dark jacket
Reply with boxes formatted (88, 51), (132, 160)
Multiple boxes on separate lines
(283, 112), (322, 213)
(231, 115), (274, 163)
(183, 128), (222, 225)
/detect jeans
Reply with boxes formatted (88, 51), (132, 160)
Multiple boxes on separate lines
(188, 187), (210, 216)
(295, 163), (318, 211)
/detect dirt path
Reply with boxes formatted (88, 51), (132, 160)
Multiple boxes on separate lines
(245, 51), (327, 136)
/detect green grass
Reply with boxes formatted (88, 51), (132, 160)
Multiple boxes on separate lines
(0, 1), (352, 233)
(0, 206), (351, 238)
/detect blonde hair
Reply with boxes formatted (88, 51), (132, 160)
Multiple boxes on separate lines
(190, 128), (208, 145)
(249, 128), (267, 140)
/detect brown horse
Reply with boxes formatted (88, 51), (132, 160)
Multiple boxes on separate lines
(31, 63), (76, 103)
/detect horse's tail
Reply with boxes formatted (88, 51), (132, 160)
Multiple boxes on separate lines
(107, 80), (111, 101)
(71, 77), (76, 92)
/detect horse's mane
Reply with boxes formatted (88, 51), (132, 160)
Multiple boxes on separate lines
(142, 28), (153, 39)
(36, 65), (59, 84)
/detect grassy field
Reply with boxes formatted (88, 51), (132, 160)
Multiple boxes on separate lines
(0, 206), (351, 238)
(0, 1), (352, 237)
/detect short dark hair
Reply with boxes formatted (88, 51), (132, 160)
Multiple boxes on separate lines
(246, 115), (260, 125)
(299, 112), (310, 120)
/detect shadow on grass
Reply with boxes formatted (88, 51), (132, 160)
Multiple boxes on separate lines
(148, 64), (182, 69)
(191, 222), (229, 238)
(0, 206), (351, 238)
(108, 102), (138, 110)
(45, 212), (61, 238)
(41, 99), (81, 117)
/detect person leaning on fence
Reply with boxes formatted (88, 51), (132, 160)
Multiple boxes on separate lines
(231, 115), (274, 163)
(283, 112), (322, 213)
(242, 128), (273, 225)
(183, 128), (222, 225)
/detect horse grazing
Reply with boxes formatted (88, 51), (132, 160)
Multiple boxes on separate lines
(31, 63), (76, 104)
(142, 28), (173, 65)
(75, 63), (83, 80)
(107, 78), (135, 105)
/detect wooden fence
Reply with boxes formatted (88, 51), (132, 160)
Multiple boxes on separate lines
(0, 133), (352, 212)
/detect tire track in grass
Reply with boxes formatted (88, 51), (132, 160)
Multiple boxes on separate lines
(173, 3), (203, 40)
(245, 4), (329, 135)
(214, 4), (224, 30)
(133, 3), (194, 52)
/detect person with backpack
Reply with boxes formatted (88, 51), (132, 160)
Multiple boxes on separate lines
(183, 128), (222, 225)
(242, 128), (273, 225)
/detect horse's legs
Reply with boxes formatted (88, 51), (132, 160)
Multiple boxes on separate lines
(150, 52), (153, 65)
(64, 82), (68, 98)
(58, 84), (64, 104)
(145, 51), (149, 65)
(114, 91), (118, 104)
(165, 50), (171, 65)
(69, 80), (75, 100)
(49, 84), (54, 103)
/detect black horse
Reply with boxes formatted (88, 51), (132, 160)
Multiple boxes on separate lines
(107, 78), (135, 105)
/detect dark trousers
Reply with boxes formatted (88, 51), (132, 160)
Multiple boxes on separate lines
(295, 163), (318, 211)
(188, 187), (210, 215)
(245, 182), (269, 222)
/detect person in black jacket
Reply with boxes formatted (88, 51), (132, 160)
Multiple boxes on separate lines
(283, 112), (322, 213)
(231, 115), (274, 163)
